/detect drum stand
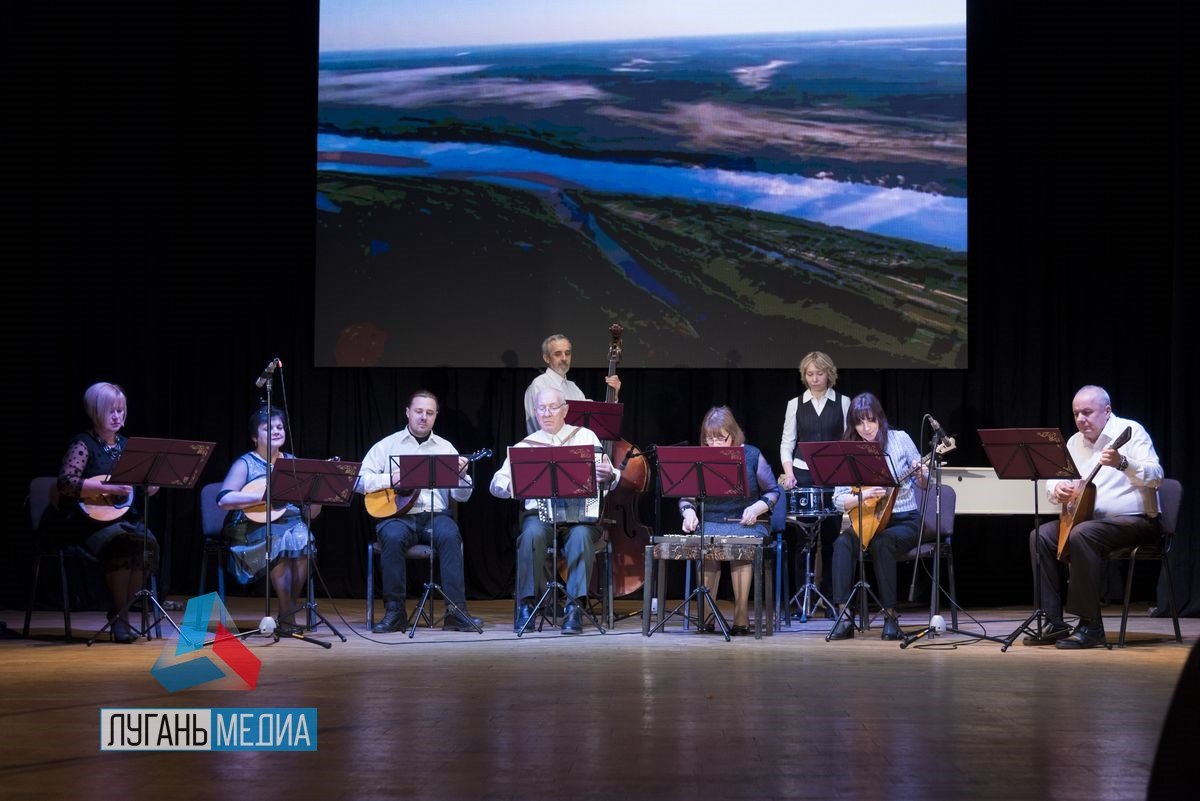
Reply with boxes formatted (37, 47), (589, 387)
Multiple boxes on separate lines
(788, 515), (836, 622)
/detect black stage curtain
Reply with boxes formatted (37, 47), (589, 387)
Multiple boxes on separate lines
(5, 2), (1196, 613)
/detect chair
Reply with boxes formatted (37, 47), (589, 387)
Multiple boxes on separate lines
(366, 541), (438, 630)
(196, 482), (228, 602)
(903, 482), (960, 629)
(23, 477), (85, 640)
(854, 482), (959, 630)
(1107, 478), (1183, 647)
(542, 528), (613, 631)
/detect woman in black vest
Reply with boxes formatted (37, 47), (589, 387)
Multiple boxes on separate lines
(778, 351), (850, 606)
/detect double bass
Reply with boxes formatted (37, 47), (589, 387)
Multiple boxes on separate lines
(598, 324), (652, 597)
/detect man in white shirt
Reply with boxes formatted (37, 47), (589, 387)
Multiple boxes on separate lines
(1027, 385), (1163, 649)
(358, 390), (483, 633)
(492, 388), (620, 634)
(523, 334), (620, 434)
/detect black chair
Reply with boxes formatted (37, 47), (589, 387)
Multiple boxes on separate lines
(23, 477), (87, 640)
(196, 482), (228, 602)
(366, 540), (438, 630)
(1108, 477), (1183, 647)
(540, 529), (613, 630)
(22, 476), (145, 642)
(859, 482), (959, 627)
(905, 482), (959, 628)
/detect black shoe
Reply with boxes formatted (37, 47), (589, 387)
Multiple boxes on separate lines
(730, 624), (750, 637)
(881, 615), (902, 641)
(828, 618), (854, 640)
(1022, 619), (1070, 646)
(1056, 622), (1107, 650)
(111, 617), (136, 644)
(372, 605), (409, 634)
(443, 610), (484, 632)
(514, 598), (535, 633)
(561, 601), (583, 635)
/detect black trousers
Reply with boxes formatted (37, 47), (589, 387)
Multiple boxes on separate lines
(1030, 515), (1160, 624)
(831, 510), (921, 609)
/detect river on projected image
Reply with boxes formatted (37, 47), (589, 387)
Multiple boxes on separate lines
(316, 133), (966, 251)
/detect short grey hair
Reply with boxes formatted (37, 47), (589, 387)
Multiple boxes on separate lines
(541, 334), (570, 357)
(1075, 385), (1111, 408)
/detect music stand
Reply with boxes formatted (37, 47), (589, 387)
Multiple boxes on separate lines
(391, 453), (484, 637)
(798, 440), (893, 640)
(564, 400), (624, 441)
(510, 444), (605, 636)
(270, 457), (361, 646)
(647, 445), (747, 641)
(87, 437), (216, 646)
(978, 428), (1078, 651)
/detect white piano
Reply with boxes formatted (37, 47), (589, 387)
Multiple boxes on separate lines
(939, 467), (1062, 515)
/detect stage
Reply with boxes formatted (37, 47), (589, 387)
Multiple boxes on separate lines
(2, 597), (1193, 801)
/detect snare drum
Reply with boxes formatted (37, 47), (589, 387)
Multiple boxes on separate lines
(787, 487), (836, 518)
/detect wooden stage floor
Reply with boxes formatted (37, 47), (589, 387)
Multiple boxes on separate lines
(2, 597), (1194, 801)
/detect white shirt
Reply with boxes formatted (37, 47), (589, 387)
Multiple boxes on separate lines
(524, 369), (586, 434)
(780, 390), (851, 471)
(490, 424), (619, 513)
(1047, 413), (1162, 517)
(357, 428), (473, 514)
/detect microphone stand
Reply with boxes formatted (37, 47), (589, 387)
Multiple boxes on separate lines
(901, 423), (1003, 648)
(261, 370), (276, 635)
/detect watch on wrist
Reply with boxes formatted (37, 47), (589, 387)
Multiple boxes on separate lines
(1119, 455), (1129, 471)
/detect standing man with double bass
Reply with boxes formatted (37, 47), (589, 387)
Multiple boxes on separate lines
(523, 334), (620, 435)
(1026, 385), (1162, 650)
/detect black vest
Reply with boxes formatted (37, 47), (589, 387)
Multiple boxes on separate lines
(793, 393), (845, 459)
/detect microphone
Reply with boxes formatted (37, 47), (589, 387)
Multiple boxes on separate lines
(619, 442), (663, 470)
(255, 357), (282, 388)
(928, 414), (947, 441)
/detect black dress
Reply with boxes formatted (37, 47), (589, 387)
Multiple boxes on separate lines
(42, 431), (159, 572)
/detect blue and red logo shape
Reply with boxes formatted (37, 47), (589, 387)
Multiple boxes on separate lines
(151, 593), (262, 692)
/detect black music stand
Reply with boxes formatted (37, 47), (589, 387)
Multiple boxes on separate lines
(391, 453), (484, 637)
(270, 457), (361, 646)
(510, 444), (605, 636)
(87, 437), (215, 646)
(978, 428), (1079, 651)
(564, 400), (624, 441)
(798, 441), (893, 640)
(647, 445), (747, 641)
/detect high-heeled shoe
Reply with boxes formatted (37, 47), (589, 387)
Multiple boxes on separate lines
(111, 617), (136, 644)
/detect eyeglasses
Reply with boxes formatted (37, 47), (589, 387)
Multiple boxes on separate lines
(535, 403), (567, 415)
(704, 433), (732, 444)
